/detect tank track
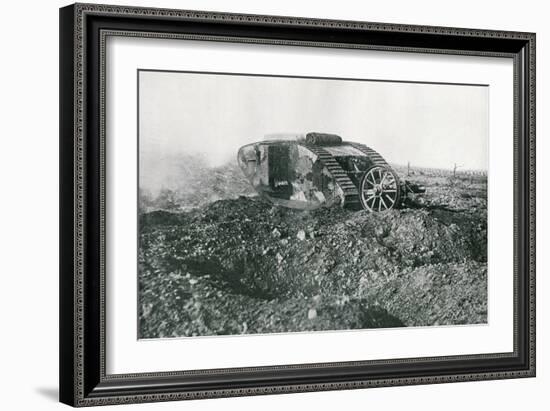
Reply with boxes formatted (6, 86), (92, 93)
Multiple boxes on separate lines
(346, 142), (392, 169)
(348, 143), (424, 196)
(303, 144), (361, 209)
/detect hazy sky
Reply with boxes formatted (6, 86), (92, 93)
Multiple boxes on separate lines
(139, 70), (488, 190)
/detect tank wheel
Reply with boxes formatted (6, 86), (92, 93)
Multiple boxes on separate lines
(359, 166), (400, 212)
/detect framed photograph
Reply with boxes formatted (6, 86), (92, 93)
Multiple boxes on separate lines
(59, 3), (535, 407)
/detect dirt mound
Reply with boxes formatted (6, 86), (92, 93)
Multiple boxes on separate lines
(139, 272), (403, 338)
(139, 194), (487, 338)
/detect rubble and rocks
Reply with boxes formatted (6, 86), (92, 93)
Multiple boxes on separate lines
(139, 169), (488, 338)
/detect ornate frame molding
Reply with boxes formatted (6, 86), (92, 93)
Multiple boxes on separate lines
(60, 3), (535, 407)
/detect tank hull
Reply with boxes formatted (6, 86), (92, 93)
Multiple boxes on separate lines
(237, 141), (344, 210)
(238, 133), (411, 211)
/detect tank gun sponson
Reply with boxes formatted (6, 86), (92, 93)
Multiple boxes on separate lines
(238, 132), (425, 212)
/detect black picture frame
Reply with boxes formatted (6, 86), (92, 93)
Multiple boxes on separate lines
(59, 3), (536, 407)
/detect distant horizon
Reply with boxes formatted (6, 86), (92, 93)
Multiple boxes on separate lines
(142, 148), (489, 172)
(139, 71), (488, 193)
(138, 149), (487, 196)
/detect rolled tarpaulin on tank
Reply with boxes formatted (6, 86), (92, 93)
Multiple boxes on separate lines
(305, 132), (343, 145)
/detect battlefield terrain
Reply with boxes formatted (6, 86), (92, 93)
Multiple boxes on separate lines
(138, 156), (487, 338)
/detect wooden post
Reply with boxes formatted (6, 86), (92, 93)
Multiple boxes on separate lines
(453, 163), (463, 178)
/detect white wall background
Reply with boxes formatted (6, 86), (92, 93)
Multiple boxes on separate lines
(0, 0), (545, 410)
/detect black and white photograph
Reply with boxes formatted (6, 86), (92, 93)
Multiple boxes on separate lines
(137, 70), (489, 339)
(53, 1), (537, 408)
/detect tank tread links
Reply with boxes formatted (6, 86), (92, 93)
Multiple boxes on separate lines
(238, 132), (425, 212)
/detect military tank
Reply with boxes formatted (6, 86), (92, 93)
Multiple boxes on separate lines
(237, 132), (425, 212)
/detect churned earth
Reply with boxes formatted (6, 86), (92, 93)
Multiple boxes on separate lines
(138, 167), (487, 338)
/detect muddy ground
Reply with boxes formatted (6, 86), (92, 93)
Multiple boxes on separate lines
(138, 167), (487, 338)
